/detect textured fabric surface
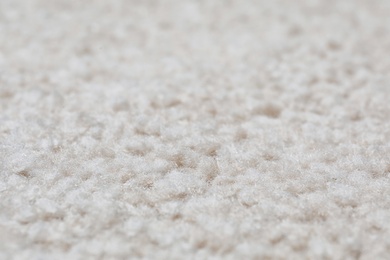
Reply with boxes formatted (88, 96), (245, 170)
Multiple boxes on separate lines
(1, 0), (390, 259)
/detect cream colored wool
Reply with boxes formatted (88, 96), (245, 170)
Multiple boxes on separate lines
(1, 0), (390, 259)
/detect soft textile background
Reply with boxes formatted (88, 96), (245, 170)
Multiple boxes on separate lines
(1, 0), (390, 259)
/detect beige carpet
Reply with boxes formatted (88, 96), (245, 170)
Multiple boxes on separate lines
(1, 0), (390, 259)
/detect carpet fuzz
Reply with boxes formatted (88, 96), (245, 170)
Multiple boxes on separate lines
(1, 0), (390, 259)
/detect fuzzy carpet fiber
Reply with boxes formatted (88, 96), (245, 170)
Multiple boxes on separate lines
(1, 0), (390, 259)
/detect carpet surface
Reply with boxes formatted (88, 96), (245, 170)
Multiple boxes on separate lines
(1, 0), (390, 259)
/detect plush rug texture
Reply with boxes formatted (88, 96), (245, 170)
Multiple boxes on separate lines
(1, 0), (390, 259)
